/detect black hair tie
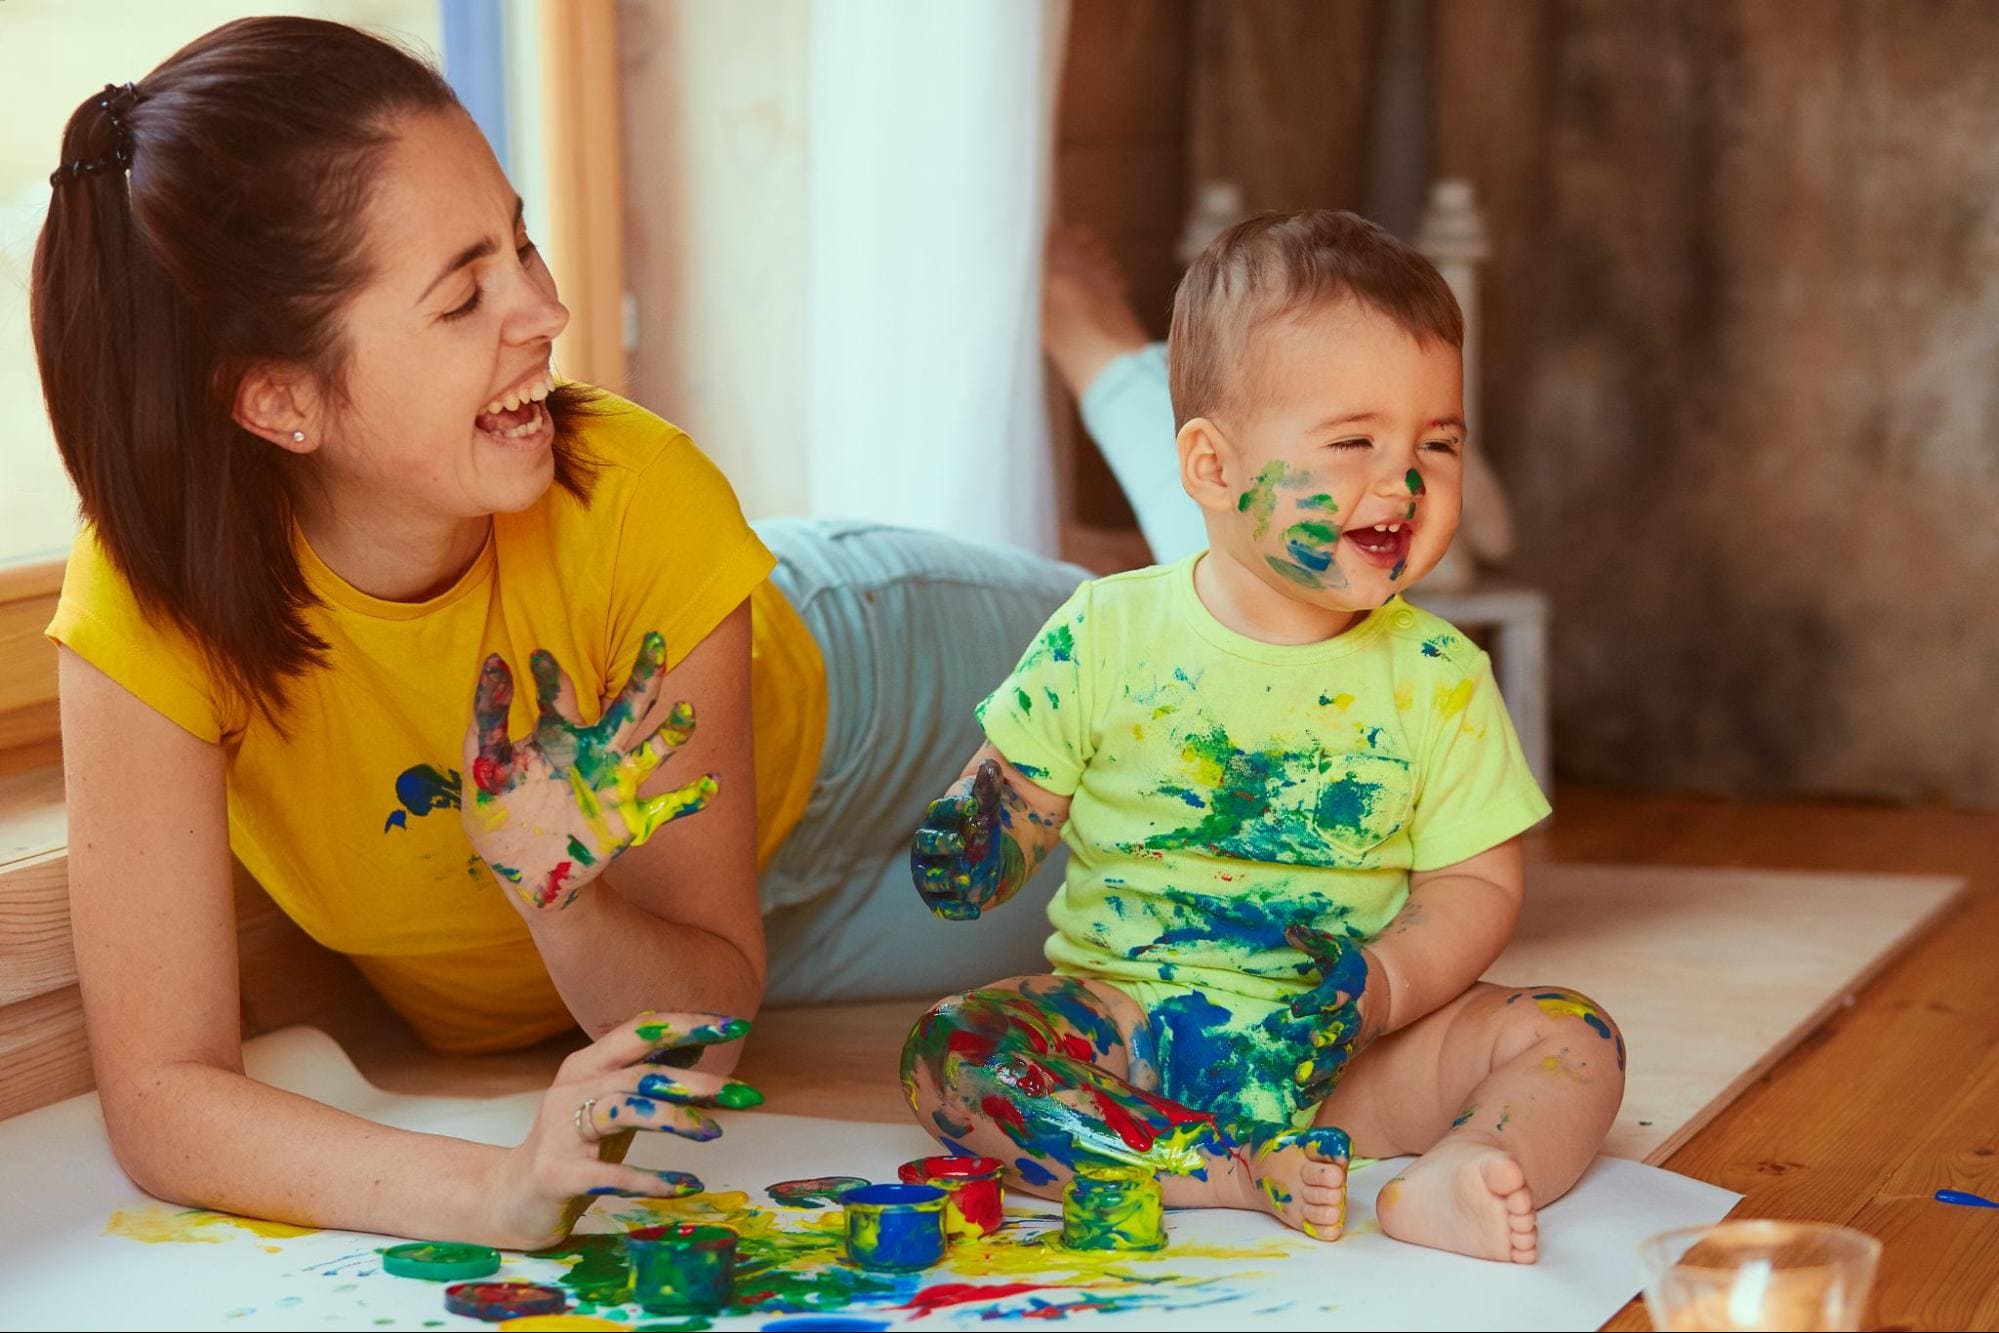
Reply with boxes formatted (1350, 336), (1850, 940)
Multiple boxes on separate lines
(49, 82), (141, 188)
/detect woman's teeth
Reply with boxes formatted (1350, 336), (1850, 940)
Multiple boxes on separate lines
(483, 368), (555, 417)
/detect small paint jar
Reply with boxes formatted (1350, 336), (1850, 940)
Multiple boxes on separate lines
(624, 1222), (738, 1315)
(897, 1155), (1006, 1239)
(840, 1183), (948, 1272)
(1061, 1164), (1166, 1251)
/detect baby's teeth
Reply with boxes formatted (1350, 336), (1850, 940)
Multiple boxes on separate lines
(1373, 523), (1388, 532)
(1388, 523), (1401, 532)
(483, 399), (503, 416)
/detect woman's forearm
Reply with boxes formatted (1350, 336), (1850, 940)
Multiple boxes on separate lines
(108, 1060), (510, 1242)
(526, 882), (762, 1056)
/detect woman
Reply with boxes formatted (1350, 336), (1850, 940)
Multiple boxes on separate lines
(34, 17), (1091, 1248)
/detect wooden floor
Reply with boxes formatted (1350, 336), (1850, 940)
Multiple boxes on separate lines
(292, 788), (1999, 1329)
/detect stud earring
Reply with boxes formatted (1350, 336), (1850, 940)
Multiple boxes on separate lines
(291, 430), (306, 443)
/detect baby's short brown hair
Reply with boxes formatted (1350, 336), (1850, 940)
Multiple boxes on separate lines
(1167, 209), (1463, 429)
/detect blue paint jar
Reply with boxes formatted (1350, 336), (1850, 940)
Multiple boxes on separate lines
(625, 1222), (738, 1314)
(839, 1183), (948, 1272)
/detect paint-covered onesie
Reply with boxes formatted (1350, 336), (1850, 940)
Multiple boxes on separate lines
(975, 554), (1550, 1134)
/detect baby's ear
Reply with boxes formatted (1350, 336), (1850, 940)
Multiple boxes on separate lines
(1177, 417), (1235, 512)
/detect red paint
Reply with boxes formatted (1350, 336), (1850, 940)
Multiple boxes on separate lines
(472, 755), (508, 794)
(1131, 1085), (1219, 1128)
(981, 1095), (1026, 1133)
(947, 1029), (996, 1062)
(897, 1156), (1006, 1237)
(538, 860), (573, 908)
(899, 1282), (1066, 1318)
(1012, 1061), (1056, 1098)
(1056, 1033), (1095, 1063)
(1007, 1017), (1050, 1054)
(1088, 1089), (1157, 1153)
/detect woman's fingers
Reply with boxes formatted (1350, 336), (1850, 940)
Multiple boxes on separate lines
(597, 632), (668, 750)
(583, 1165), (707, 1201)
(566, 1011), (754, 1081)
(585, 1090), (722, 1142)
(469, 654), (519, 795)
(635, 1068), (764, 1109)
(622, 773), (720, 846)
(530, 650), (585, 757)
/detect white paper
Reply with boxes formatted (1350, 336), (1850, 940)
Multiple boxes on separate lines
(0, 1027), (1739, 1331)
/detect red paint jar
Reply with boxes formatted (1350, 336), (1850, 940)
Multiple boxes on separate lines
(897, 1154), (1006, 1238)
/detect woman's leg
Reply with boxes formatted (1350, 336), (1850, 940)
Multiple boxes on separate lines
(755, 518), (1088, 1004)
(903, 974), (1353, 1238)
(1044, 229), (1207, 564)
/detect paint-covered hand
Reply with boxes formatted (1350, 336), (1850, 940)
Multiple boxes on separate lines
(911, 759), (1025, 921)
(492, 1010), (758, 1249)
(461, 631), (719, 911)
(1283, 924), (1376, 1103)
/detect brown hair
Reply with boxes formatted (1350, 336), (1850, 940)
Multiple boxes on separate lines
(1167, 209), (1464, 430)
(31, 16), (597, 724)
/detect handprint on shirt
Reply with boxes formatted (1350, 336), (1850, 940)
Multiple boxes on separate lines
(460, 630), (719, 910)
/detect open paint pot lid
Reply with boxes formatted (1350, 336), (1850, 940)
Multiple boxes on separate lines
(444, 1281), (568, 1320)
(380, 1240), (503, 1280)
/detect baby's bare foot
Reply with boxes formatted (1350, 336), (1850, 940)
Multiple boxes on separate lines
(1043, 226), (1150, 398)
(1245, 1126), (1350, 1241)
(1376, 1138), (1538, 1263)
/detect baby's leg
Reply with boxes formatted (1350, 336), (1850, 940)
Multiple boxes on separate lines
(901, 975), (1351, 1237)
(1315, 982), (1626, 1264)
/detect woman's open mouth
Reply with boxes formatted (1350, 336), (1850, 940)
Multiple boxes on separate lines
(475, 366), (555, 450)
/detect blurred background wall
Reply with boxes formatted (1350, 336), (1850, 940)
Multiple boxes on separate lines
(1057, 0), (1999, 806)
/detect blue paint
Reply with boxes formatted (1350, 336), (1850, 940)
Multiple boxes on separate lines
(1286, 538), (1334, 573)
(1021, 976), (1125, 1057)
(1936, 1188), (1999, 1209)
(841, 1184), (947, 1272)
(761, 1319), (892, 1332)
(1014, 1157), (1058, 1188)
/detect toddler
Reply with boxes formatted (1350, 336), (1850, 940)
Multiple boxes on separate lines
(900, 210), (1622, 1263)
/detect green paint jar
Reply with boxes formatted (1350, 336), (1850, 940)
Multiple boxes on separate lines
(625, 1222), (737, 1314)
(1061, 1164), (1166, 1251)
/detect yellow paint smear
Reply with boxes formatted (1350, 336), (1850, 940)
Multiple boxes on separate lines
(105, 1203), (318, 1250)
(1434, 678), (1476, 718)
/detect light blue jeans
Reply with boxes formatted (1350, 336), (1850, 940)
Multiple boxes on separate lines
(755, 518), (1093, 1006)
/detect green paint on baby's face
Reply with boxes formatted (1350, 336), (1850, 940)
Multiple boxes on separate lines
(1207, 300), (1465, 620)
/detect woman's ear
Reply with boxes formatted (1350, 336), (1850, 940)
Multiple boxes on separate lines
(1178, 416), (1236, 513)
(233, 365), (321, 455)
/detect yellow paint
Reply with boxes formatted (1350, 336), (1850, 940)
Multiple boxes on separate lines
(1531, 993), (1609, 1027)
(1393, 682), (1414, 711)
(1330, 692), (1355, 710)
(105, 1204), (319, 1249)
(498, 1318), (629, 1331)
(1434, 678), (1475, 718)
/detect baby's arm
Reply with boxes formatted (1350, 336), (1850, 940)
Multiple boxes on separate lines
(910, 743), (1071, 921)
(1362, 836), (1527, 1038)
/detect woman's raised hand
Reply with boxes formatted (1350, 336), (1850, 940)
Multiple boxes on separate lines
(488, 1010), (760, 1249)
(461, 631), (718, 910)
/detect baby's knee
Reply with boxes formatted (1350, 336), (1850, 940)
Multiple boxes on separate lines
(1498, 986), (1627, 1073)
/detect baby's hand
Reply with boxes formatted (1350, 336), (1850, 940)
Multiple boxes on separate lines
(1284, 924), (1374, 1104)
(910, 760), (1021, 921)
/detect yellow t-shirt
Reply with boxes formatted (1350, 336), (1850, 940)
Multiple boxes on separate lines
(47, 395), (826, 1053)
(976, 554), (1550, 1008)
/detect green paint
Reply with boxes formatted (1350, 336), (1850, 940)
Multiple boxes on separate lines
(1298, 493), (1339, 512)
(1236, 461), (1293, 538)
(1061, 1166), (1165, 1251)
(530, 1232), (633, 1304)
(1405, 468), (1425, 495)
(1044, 623), (1077, 662)
(1015, 687), (1033, 715)
(566, 834), (596, 867)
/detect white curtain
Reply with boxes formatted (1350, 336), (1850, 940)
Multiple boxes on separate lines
(805, 0), (1070, 557)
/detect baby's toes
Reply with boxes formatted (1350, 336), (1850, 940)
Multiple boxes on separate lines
(1300, 1158), (1347, 1192)
(1300, 1196), (1347, 1242)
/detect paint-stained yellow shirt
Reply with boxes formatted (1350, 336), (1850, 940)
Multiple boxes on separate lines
(976, 554), (1549, 1006)
(48, 395), (825, 1053)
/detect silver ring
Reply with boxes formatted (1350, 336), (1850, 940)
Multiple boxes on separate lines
(574, 1096), (600, 1143)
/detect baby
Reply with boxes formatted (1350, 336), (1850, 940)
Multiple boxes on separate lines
(899, 210), (1623, 1264)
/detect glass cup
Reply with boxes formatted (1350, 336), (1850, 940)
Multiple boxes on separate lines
(1638, 1220), (1882, 1331)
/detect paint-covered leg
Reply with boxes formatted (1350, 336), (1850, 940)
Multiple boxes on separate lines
(901, 978), (1246, 1193)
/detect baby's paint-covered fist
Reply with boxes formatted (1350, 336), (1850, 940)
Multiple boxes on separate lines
(910, 759), (1022, 921)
